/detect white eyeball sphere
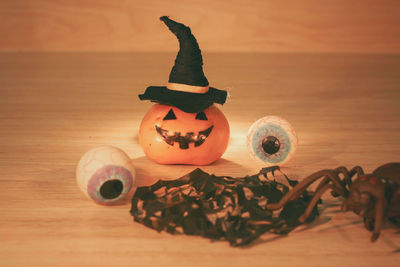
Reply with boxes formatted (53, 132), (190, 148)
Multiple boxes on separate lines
(76, 146), (136, 205)
(247, 116), (298, 166)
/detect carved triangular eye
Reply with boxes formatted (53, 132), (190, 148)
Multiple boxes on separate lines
(195, 112), (208, 120)
(163, 109), (177, 120)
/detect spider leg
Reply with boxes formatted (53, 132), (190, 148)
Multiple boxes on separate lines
(321, 170), (347, 197)
(349, 165), (364, 176)
(315, 167), (347, 196)
(315, 177), (330, 193)
(371, 197), (386, 242)
(329, 166), (364, 193)
(345, 166), (365, 188)
(298, 168), (362, 223)
(334, 166), (350, 182)
(363, 217), (375, 231)
(267, 170), (338, 210)
(331, 166), (353, 196)
(299, 184), (333, 223)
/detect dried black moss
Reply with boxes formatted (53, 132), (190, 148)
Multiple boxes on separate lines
(130, 166), (319, 246)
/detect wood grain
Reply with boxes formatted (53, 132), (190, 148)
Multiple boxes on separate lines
(0, 52), (399, 266)
(0, 0), (400, 53)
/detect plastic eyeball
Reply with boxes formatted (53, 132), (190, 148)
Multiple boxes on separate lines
(76, 146), (136, 205)
(247, 116), (298, 166)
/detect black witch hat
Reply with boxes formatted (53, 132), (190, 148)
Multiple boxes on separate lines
(138, 16), (227, 113)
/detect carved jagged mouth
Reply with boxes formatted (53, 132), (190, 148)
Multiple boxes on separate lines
(155, 125), (214, 149)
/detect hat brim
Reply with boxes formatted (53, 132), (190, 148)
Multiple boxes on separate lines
(138, 86), (227, 113)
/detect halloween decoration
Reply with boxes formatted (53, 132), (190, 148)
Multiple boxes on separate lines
(247, 116), (298, 166)
(267, 162), (400, 242)
(138, 16), (229, 165)
(139, 104), (229, 165)
(76, 146), (136, 205)
(130, 166), (320, 246)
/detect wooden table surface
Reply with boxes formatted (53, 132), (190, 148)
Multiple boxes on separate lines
(0, 52), (399, 266)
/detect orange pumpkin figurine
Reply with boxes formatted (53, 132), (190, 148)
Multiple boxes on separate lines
(138, 16), (229, 165)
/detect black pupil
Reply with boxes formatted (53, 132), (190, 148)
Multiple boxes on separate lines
(262, 136), (280, 155)
(100, 180), (123, 199)
(195, 112), (207, 120)
(163, 109), (177, 120)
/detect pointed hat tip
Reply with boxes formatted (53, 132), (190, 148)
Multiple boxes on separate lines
(159, 16), (188, 34)
(160, 16), (169, 22)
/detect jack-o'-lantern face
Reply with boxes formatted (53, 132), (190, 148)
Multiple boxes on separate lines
(139, 104), (230, 165)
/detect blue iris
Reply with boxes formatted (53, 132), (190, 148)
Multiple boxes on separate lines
(251, 123), (291, 164)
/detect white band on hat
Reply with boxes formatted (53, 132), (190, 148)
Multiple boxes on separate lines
(167, 82), (209, 94)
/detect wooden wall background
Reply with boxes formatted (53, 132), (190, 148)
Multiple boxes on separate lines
(0, 0), (400, 53)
